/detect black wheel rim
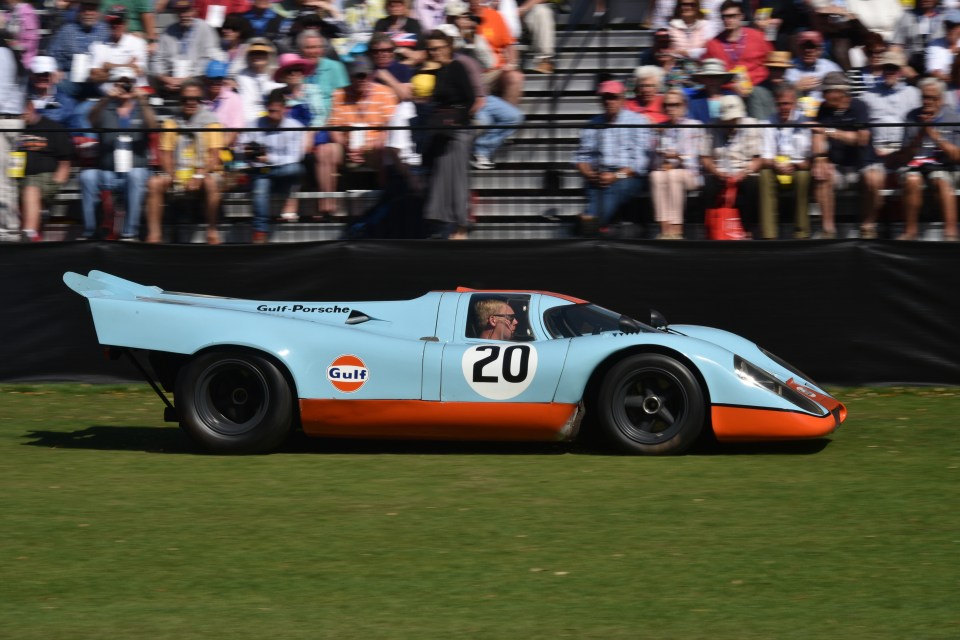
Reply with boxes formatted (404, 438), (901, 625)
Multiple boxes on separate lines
(195, 359), (270, 436)
(610, 367), (689, 445)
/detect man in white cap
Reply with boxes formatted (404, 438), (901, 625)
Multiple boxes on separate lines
(700, 94), (763, 237)
(79, 66), (157, 240)
(26, 56), (77, 126)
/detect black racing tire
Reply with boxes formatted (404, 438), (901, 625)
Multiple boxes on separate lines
(175, 350), (294, 454)
(596, 353), (705, 455)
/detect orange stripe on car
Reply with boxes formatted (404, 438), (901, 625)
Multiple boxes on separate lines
(300, 400), (578, 441)
(711, 405), (845, 441)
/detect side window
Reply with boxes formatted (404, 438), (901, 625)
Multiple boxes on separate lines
(466, 294), (534, 341)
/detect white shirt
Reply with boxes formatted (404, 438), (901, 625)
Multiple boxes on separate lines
(761, 115), (812, 164)
(386, 101), (420, 167)
(0, 47), (24, 114)
(926, 37), (955, 76)
(90, 33), (148, 87)
(236, 69), (284, 125)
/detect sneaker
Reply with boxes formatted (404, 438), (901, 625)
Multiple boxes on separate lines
(280, 211), (299, 222)
(859, 223), (878, 240)
(252, 231), (269, 244)
(22, 229), (41, 243)
(471, 155), (495, 170)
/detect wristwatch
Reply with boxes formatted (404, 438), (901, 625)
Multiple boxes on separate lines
(614, 170), (627, 180)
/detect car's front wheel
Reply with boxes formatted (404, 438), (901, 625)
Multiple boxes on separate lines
(596, 353), (705, 455)
(175, 350), (293, 454)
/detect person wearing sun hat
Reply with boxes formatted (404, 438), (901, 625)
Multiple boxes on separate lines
(235, 37), (283, 123)
(687, 58), (736, 123)
(574, 79), (650, 231)
(747, 50), (796, 119)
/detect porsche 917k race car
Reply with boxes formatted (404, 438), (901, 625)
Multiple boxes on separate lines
(64, 271), (846, 455)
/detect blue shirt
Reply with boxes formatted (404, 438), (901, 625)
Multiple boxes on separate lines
(575, 109), (652, 175)
(304, 57), (349, 127)
(48, 21), (110, 76)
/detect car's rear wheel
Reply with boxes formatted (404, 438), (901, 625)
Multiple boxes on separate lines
(176, 350), (293, 454)
(597, 353), (705, 455)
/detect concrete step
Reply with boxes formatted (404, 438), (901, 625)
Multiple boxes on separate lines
(473, 196), (585, 219)
(470, 169), (582, 191)
(553, 30), (653, 50)
(551, 50), (642, 69)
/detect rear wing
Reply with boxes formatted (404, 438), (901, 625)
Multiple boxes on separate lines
(63, 271), (163, 301)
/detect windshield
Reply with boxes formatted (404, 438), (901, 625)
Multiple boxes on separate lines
(543, 304), (657, 338)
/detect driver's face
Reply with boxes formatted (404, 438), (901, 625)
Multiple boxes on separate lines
(495, 304), (518, 338)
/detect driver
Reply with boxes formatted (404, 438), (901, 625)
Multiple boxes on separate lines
(474, 298), (518, 340)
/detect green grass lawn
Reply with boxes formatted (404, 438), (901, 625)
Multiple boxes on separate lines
(1, 385), (958, 639)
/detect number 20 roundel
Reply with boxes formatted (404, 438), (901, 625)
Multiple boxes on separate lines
(461, 344), (538, 400)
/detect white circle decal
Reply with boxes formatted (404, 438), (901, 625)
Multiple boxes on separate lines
(461, 344), (538, 400)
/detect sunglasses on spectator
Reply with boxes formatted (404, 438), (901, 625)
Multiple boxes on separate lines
(352, 72), (369, 79)
(600, 93), (622, 100)
(721, 12), (741, 18)
(180, 96), (201, 103)
(664, 102), (683, 107)
(492, 313), (517, 322)
(371, 47), (395, 53)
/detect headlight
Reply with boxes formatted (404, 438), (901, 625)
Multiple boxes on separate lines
(759, 347), (819, 388)
(734, 356), (825, 415)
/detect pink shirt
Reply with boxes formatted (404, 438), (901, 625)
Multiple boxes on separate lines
(10, 2), (39, 66)
(207, 88), (245, 131)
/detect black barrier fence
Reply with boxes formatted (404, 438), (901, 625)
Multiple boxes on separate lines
(2, 240), (959, 385)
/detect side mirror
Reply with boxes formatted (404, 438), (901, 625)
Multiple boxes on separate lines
(649, 309), (669, 330)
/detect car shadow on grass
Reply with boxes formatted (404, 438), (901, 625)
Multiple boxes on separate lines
(20, 426), (832, 456)
(21, 426), (195, 454)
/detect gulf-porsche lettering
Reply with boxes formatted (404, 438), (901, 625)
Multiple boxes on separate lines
(257, 304), (350, 313)
(327, 355), (369, 392)
(461, 344), (538, 400)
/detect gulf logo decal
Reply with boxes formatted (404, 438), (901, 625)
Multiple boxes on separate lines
(461, 344), (538, 400)
(327, 355), (369, 393)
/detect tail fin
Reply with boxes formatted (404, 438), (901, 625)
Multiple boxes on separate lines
(63, 271), (162, 300)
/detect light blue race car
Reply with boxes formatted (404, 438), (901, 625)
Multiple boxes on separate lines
(64, 270), (846, 455)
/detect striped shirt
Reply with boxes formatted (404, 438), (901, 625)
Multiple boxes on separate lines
(575, 109), (652, 175)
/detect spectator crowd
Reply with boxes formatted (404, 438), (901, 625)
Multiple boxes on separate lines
(0, 0), (956, 242)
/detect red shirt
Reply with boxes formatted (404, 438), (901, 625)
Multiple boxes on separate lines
(625, 95), (669, 123)
(703, 27), (772, 86)
(194, 0), (251, 20)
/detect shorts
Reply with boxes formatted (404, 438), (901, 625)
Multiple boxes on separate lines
(23, 172), (61, 202)
(899, 165), (959, 189)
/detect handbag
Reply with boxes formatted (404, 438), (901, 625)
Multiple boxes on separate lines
(705, 178), (747, 240)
